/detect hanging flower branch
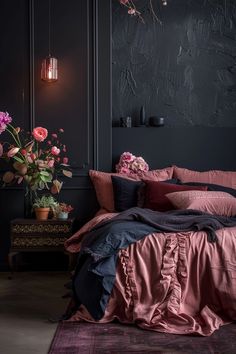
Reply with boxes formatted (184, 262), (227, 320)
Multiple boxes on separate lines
(118, 0), (168, 23)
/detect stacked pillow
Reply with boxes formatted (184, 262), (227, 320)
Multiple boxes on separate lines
(89, 166), (236, 217)
(143, 180), (207, 212)
(89, 167), (174, 212)
(173, 166), (236, 189)
(168, 166), (236, 217)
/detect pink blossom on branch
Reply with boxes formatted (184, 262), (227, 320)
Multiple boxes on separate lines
(51, 146), (60, 156)
(63, 157), (69, 164)
(118, 0), (166, 23)
(0, 111), (12, 134)
(7, 147), (20, 157)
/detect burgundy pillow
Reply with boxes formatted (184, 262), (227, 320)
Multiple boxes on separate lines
(143, 180), (208, 212)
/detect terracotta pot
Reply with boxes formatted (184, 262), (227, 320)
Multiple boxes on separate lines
(34, 207), (50, 221)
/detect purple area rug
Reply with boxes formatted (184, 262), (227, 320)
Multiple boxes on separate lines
(48, 321), (236, 354)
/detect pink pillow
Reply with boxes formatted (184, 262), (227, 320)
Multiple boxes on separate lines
(173, 166), (236, 189)
(143, 180), (207, 212)
(166, 190), (236, 217)
(139, 166), (174, 181)
(89, 167), (174, 212)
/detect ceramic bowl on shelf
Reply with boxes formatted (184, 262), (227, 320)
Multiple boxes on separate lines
(149, 116), (165, 127)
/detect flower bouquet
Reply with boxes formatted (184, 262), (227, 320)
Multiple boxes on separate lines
(0, 111), (72, 194)
(116, 152), (149, 175)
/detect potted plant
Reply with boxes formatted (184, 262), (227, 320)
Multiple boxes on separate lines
(32, 195), (58, 220)
(55, 202), (73, 220)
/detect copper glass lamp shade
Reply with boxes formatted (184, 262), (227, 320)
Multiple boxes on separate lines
(41, 56), (58, 82)
(41, 0), (58, 83)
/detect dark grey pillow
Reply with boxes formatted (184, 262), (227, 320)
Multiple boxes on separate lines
(181, 182), (236, 197)
(111, 176), (143, 212)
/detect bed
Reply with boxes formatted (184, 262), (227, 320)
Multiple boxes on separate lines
(64, 165), (236, 336)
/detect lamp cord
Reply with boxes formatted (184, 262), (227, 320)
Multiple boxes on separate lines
(48, 0), (51, 56)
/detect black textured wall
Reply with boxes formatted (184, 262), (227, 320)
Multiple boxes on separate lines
(112, 0), (236, 127)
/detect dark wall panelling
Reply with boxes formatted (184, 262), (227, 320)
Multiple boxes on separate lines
(112, 0), (236, 128)
(0, 0), (30, 129)
(0, 0), (30, 269)
(34, 0), (92, 173)
(112, 127), (236, 171)
(96, 0), (112, 171)
(0, 0), (111, 270)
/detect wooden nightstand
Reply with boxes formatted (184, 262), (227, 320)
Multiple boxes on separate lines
(9, 218), (74, 271)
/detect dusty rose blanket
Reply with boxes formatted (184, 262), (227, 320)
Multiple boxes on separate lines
(65, 212), (236, 336)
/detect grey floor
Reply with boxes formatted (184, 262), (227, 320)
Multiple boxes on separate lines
(0, 271), (69, 354)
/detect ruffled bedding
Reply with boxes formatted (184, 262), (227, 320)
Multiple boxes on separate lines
(65, 212), (236, 336)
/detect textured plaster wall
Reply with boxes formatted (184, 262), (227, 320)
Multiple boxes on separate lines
(112, 0), (236, 127)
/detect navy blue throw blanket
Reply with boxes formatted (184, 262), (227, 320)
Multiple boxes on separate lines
(72, 207), (236, 320)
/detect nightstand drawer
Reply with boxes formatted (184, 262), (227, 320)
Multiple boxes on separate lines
(9, 218), (75, 270)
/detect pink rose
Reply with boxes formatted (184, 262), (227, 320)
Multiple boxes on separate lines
(32, 127), (48, 142)
(59, 128), (64, 133)
(51, 146), (60, 156)
(52, 133), (57, 139)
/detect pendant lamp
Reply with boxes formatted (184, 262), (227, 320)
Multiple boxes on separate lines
(41, 0), (58, 82)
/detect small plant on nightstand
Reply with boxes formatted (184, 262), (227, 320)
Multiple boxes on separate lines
(32, 195), (58, 220)
(54, 202), (73, 220)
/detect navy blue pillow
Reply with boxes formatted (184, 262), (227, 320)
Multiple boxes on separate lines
(111, 176), (143, 212)
(112, 176), (179, 212)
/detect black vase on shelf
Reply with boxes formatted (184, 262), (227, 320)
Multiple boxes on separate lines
(139, 106), (146, 126)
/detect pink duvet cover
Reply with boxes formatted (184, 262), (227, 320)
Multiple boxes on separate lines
(65, 212), (236, 336)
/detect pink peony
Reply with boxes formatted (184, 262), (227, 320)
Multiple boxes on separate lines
(32, 127), (48, 142)
(116, 152), (149, 174)
(51, 146), (60, 156)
